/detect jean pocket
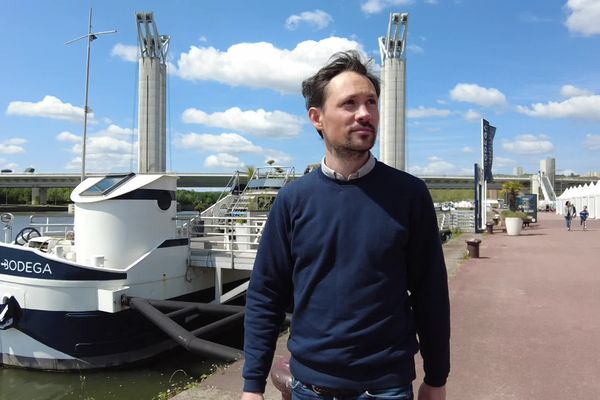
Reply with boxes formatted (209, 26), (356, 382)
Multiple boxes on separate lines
(291, 378), (322, 399)
(364, 385), (414, 399)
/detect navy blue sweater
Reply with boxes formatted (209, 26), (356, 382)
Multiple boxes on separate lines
(243, 162), (450, 393)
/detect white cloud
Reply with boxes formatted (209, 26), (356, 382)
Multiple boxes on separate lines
(0, 138), (26, 154)
(560, 84), (594, 98)
(99, 124), (135, 137)
(409, 156), (458, 176)
(182, 107), (304, 138)
(262, 150), (293, 166)
(176, 132), (263, 154)
(450, 83), (507, 108)
(361, 0), (413, 14)
(6, 95), (91, 123)
(584, 134), (600, 150)
(519, 12), (552, 24)
(204, 153), (245, 169)
(464, 109), (482, 121)
(407, 44), (424, 54)
(516, 95), (600, 120)
(502, 134), (554, 155)
(407, 106), (451, 118)
(462, 146), (474, 153)
(565, 0), (600, 36)
(0, 161), (18, 171)
(56, 131), (81, 142)
(61, 124), (137, 172)
(170, 37), (365, 93)
(111, 43), (138, 62)
(493, 157), (515, 168)
(285, 10), (333, 31)
(5, 138), (26, 145)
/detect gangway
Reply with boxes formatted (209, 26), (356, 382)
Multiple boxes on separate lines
(536, 174), (557, 208)
(186, 166), (295, 304)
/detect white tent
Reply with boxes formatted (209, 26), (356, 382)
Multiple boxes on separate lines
(557, 180), (600, 219)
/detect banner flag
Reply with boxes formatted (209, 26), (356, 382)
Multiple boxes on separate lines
(482, 119), (496, 182)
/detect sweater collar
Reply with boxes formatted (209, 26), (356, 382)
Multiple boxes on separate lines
(321, 153), (376, 181)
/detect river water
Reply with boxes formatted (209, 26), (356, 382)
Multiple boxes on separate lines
(0, 213), (238, 400)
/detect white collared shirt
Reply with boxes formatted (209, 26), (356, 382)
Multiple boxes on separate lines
(321, 153), (376, 181)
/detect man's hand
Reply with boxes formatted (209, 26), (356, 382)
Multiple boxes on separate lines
(241, 392), (264, 400)
(417, 382), (446, 400)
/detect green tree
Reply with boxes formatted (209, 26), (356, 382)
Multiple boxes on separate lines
(501, 181), (523, 211)
(245, 165), (256, 180)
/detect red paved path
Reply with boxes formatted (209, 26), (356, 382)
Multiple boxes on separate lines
(176, 212), (600, 399)
(442, 212), (600, 399)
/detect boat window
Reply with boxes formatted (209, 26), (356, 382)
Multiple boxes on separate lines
(80, 173), (135, 196)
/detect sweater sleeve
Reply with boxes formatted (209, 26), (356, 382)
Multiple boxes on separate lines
(406, 186), (451, 387)
(242, 193), (294, 393)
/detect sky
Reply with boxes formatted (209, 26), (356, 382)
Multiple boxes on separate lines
(1, 0), (600, 178)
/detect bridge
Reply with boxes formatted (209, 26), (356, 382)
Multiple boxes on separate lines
(0, 172), (249, 204)
(0, 171), (595, 205)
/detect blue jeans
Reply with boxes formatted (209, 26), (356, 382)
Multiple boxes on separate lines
(291, 378), (413, 399)
(565, 216), (572, 229)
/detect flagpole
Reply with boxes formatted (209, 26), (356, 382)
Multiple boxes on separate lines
(481, 119), (487, 231)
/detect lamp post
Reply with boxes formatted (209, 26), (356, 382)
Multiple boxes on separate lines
(66, 8), (116, 182)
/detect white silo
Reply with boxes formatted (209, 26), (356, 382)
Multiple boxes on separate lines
(136, 12), (169, 173)
(379, 13), (409, 171)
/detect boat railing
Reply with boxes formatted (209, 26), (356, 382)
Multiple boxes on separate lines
(189, 214), (268, 253)
(28, 214), (74, 238)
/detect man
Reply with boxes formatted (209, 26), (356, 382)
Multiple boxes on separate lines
(242, 51), (450, 400)
(564, 201), (576, 231)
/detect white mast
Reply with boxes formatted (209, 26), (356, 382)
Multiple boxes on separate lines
(66, 8), (116, 181)
(378, 12), (408, 171)
(136, 12), (170, 173)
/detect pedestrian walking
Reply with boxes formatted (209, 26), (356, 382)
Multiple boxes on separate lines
(564, 201), (576, 231)
(241, 51), (450, 400)
(579, 205), (589, 230)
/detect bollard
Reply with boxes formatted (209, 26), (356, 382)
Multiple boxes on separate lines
(485, 222), (494, 234)
(270, 355), (292, 400)
(466, 238), (481, 258)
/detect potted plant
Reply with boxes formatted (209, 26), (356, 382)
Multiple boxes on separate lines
(501, 181), (523, 211)
(501, 210), (528, 236)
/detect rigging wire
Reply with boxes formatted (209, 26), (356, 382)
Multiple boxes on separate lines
(130, 56), (139, 173)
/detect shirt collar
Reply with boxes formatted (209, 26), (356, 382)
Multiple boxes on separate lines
(321, 153), (376, 181)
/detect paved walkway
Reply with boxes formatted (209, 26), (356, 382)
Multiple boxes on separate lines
(173, 212), (600, 399)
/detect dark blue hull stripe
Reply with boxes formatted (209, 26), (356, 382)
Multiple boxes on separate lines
(0, 246), (127, 281)
(1, 286), (245, 370)
(114, 189), (176, 201)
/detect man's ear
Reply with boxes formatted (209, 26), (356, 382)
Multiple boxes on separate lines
(308, 107), (323, 131)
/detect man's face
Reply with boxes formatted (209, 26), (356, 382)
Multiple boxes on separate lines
(309, 71), (379, 156)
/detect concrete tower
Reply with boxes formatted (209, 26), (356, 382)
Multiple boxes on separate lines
(540, 157), (556, 188)
(378, 13), (408, 171)
(136, 12), (169, 173)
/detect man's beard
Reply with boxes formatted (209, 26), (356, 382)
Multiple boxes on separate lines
(324, 123), (376, 160)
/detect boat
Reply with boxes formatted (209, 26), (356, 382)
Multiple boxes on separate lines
(0, 10), (296, 370)
(0, 166), (294, 370)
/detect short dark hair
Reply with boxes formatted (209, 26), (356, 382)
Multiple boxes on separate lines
(301, 50), (380, 111)
(301, 50), (380, 138)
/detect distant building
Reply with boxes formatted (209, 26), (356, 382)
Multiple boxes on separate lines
(513, 166), (524, 176)
(540, 158), (556, 189)
(584, 171), (600, 178)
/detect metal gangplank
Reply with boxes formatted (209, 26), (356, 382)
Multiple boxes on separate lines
(186, 166), (295, 304)
(537, 174), (557, 207)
